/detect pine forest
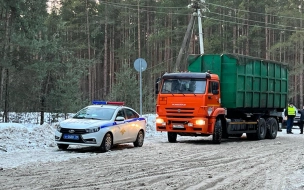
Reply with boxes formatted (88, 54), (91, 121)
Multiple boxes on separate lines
(1, 0), (304, 121)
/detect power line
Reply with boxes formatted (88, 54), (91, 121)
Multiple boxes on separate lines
(98, 0), (188, 9)
(97, 1), (304, 32)
(205, 2), (304, 21)
(98, 1), (189, 15)
(207, 11), (304, 30)
(98, 0), (304, 21)
(62, 1), (304, 33)
(202, 15), (302, 32)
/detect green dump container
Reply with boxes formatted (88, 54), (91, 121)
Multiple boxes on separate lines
(188, 54), (288, 109)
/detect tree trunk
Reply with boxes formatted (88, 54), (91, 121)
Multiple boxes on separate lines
(2, 9), (11, 122)
(233, 9), (237, 54)
(3, 69), (9, 122)
(86, 0), (92, 100)
(294, 49), (298, 105)
(109, 25), (115, 93)
(300, 3), (303, 108)
(137, 0), (141, 58)
(265, 14), (269, 59)
(246, 4), (249, 56)
(103, 0), (108, 99)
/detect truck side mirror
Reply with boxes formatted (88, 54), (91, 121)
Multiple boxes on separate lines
(155, 77), (161, 94)
(212, 90), (219, 95)
(212, 82), (219, 95)
(155, 86), (159, 94)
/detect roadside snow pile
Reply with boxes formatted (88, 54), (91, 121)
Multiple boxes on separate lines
(143, 114), (156, 134)
(0, 123), (56, 152)
(0, 112), (73, 124)
(0, 113), (159, 153)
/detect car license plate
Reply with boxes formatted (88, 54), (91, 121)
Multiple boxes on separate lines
(63, 134), (79, 140)
(173, 124), (184, 129)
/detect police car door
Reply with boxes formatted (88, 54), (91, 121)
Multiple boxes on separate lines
(124, 108), (141, 141)
(112, 109), (129, 143)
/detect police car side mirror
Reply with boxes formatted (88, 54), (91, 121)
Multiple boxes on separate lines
(115, 116), (125, 121)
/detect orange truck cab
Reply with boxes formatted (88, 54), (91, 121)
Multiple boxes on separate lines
(155, 72), (225, 143)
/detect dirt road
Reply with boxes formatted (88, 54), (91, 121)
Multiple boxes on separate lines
(1, 130), (304, 190)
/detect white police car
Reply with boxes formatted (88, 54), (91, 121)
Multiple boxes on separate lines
(55, 101), (146, 152)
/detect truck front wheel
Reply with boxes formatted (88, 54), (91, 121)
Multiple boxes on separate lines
(256, 118), (267, 140)
(212, 119), (222, 144)
(168, 132), (177, 143)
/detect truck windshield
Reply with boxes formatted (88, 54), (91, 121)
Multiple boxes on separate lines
(161, 79), (206, 94)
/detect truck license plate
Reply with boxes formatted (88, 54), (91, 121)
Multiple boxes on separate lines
(173, 124), (184, 129)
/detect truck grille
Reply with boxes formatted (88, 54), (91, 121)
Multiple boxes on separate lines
(165, 107), (195, 118)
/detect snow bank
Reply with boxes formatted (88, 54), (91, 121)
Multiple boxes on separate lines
(0, 123), (56, 152)
(0, 114), (158, 153)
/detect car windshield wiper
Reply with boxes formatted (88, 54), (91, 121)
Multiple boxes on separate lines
(85, 117), (103, 120)
(73, 116), (85, 119)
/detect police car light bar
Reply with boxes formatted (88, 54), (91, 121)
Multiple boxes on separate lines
(92, 101), (125, 106)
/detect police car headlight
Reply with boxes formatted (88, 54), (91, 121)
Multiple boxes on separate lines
(55, 124), (61, 132)
(85, 127), (100, 133)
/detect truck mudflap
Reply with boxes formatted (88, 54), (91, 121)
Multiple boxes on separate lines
(207, 107), (226, 133)
(209, 107), (226, 118)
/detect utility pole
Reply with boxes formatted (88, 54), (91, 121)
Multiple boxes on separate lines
(174, 15), (195, 72)
(196, 2), (205, 55)
(174, 0), (207, 72)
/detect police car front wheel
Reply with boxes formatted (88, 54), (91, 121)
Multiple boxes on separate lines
(100, 133), (112, 152)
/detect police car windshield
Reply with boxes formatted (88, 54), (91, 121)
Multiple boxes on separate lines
(73, 107), (115, 120)
(161, 79), (206, 94)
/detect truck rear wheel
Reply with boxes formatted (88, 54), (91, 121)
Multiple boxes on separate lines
(246, 118), (266, 140)
(212, 119), (222, 144)
(265, 118), (278, 139)
(168, 132), (177, 143)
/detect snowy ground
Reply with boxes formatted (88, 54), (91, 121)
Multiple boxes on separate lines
(0, 113), (304, 189)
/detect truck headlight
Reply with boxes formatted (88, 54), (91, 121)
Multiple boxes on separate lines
(156, 118), (166, 126)
(156, 118), (164, 124)
(195, 119), (205, 125)
(85, 127), (100, 133)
